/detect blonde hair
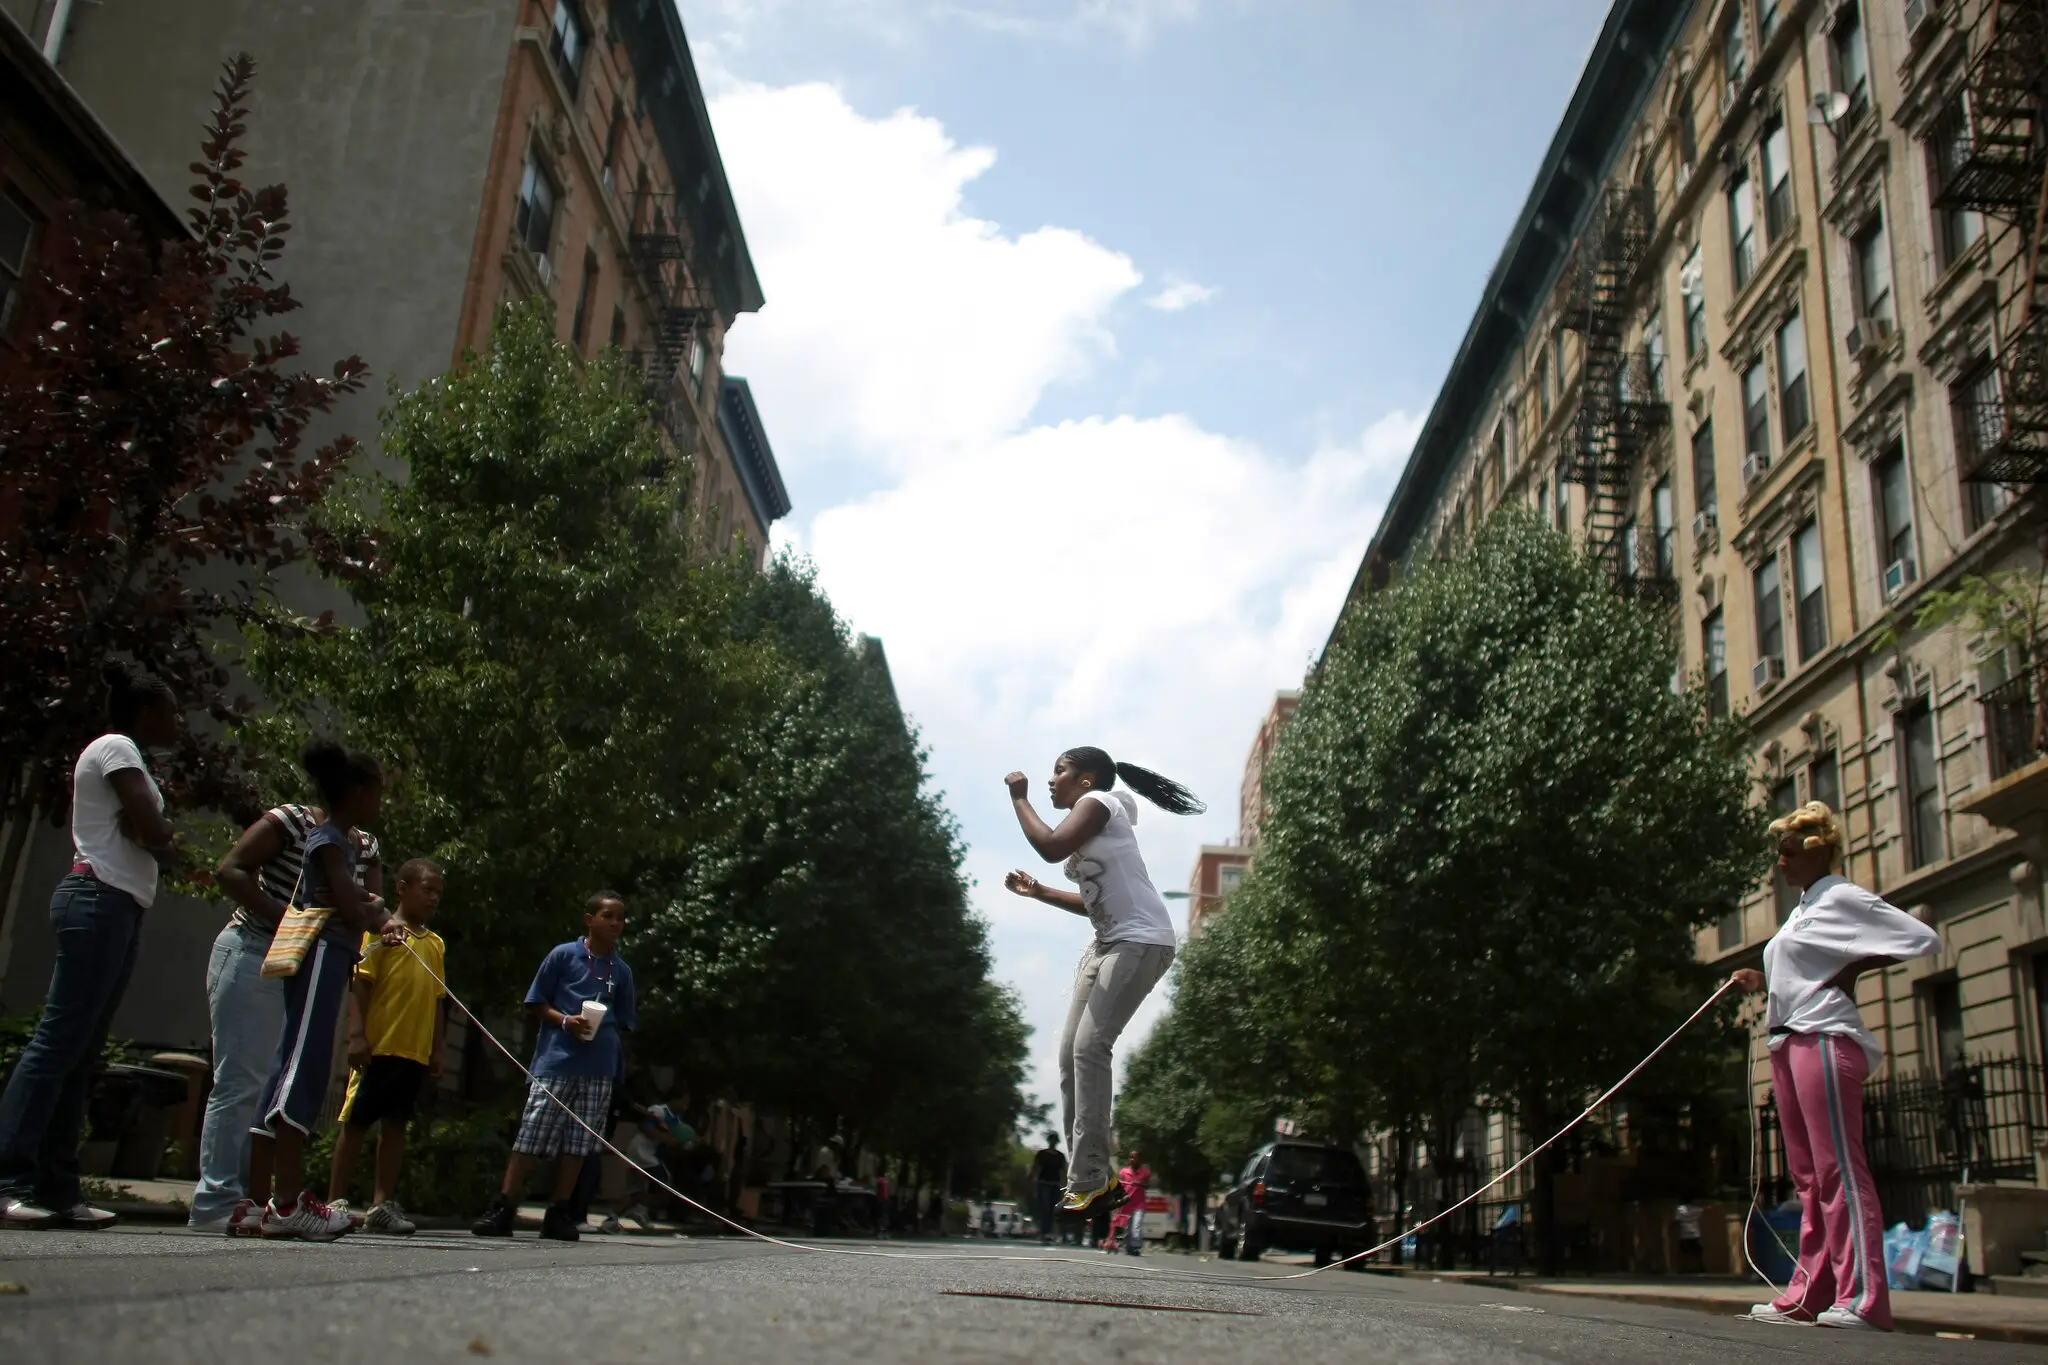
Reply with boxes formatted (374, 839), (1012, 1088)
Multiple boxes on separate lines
(1768, 800), (1843, 860)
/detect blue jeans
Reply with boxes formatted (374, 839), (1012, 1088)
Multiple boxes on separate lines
(0, 874), (144, 1209)
(189, 921), (283, 1222)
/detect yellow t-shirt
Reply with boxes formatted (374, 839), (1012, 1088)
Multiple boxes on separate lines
(354, 928), (447, 1065)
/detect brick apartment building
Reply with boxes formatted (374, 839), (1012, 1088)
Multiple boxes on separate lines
(1330, 0), (2048, 1229)
(0, 0), (790, 1049)
(1187, 691), (1297, 936)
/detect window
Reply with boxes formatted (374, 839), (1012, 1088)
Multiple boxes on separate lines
(548, 0), (588, 98)
(1692, 418), (1718, 519)
(1621, 519), (1642, 582)
(1219, 864), (1245, 897)
(1833, 4), (1870, 120)
(1553, 465), (1570, 531)
(1955, 358), (2015, 527)
(1679, 88), (1699, 173)
(572, 251), (600, 350)
(1794, 519), (1827, 660)
(1730, 168), (1759, 290)
(609, 305), (627, 350)
(1488, 427), (1507, 502)
(1873, 442), (1915, 583)
(1536, 481), (1549, 522)
(1777, 313), (1810, 440)
(1755, 554), (1785, 664)
(1772, 776), (1800, 922)
(1683, 245), (1708, 359)
(1725, 11), (1749, 86)
(1932, 99), (1985, 268)
(1759, 0), (1781, 43)
(1535, 351), (1550, 425)
(1743, 357), (1772, 462)
(1645, 307), (1667, 397)
(1925, 979), (1966, 1074)
(1550, 328), (1566, 405)
(1900, 701), (1944, 869)
(1705, 609), (1729, 718)
(0, 187), (40, 335)
(688, 329), (707, 398)
(1811, 750), (1840, 813)
(515, 152), (558, 265)
(1762, 115), (1794, 241)
(601, 100), (627, 194)
(1653, 477), (1676, 577)
(1717, 904), (1744, 951)
(1853, 219), (1894, 325)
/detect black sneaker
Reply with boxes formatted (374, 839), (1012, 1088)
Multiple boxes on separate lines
(471, 1194), (516, 1238)
(540, 1201), (580, 1242)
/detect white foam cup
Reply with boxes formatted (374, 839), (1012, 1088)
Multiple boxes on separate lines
(580, 1000), (609, 1028)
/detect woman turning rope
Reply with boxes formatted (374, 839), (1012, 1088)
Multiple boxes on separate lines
(1004, 748), (1202, 1215)
(1731, 801), (1938, 1332)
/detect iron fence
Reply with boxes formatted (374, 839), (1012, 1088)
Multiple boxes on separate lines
(1983, 668), (2048, 780)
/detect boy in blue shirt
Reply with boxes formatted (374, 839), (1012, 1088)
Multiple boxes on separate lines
(472, 891), (636, 1241)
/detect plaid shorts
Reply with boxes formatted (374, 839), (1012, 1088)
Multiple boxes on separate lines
(511, 1075), (614, 1158)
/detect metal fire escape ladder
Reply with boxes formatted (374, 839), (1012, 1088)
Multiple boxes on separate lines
(625, 188), (713, 448)
(1566, 185), (1671, 599)
(1940, 0), (2048, 482)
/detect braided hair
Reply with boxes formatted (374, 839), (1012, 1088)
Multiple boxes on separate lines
(1060, 747), (1206, 816)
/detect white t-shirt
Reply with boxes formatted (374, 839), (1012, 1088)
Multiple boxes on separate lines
(1764, 873), (1938, 1068)
(71, 733), (162, 909)
(1064, 789), (1177, 948)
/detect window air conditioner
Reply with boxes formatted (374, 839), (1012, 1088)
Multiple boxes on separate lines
(1693, 508), (1718, 541)
(1742, 450), (1772, 486)
(1847, 316), (1894, 359)
(1721, 79), (1743, 115)
(1883, 558), (1917, 600)
(1904, 0), (1932, 41)
(534, 252), (553, 285)
(1753, 655), (1786, 692)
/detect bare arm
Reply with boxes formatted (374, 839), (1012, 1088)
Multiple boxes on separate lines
(1005, 871), (1087, 916)
(216, 815), (291, 927)
(318, 843), (390, 937)
(527, 997), (597, 1042)
(1004, 773), (1110, 862)
(109, 768), (176, 854)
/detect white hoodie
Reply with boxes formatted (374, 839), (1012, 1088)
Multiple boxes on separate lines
(1763, 873), (1939, 1067)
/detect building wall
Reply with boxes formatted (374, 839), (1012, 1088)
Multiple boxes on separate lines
(1357, 0), (2048, 1101)
(1239, 691), (1298, 849)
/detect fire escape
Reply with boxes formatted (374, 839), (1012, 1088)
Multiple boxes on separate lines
(627, 189), (713, 451)
(1565, 184), (1672, 600)
(1938, 0), (2048, 483)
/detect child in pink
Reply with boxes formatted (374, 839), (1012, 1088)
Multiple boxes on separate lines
(1731, 802), (1937, 1332)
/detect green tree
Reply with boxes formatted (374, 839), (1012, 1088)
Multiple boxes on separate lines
(247, 299), (762, 995)
(1181, 510), (1761, 1271)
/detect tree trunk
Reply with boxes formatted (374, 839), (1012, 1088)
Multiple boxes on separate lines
(0, 802), (41, 992)
(1526, 1094), (1562, 1276)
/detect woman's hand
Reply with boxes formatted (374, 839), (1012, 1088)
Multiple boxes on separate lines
(377, 918), (410, 947)
(1729, 968), (1764, 994)
(1005, 771), (1031, 800)
(1005, 870), (1042, 899)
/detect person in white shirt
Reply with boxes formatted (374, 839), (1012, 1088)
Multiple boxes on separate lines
(1730, 801), (1937, 1333)
(0, 664), (180, 1230)
(1003, 746), (1203, 1214)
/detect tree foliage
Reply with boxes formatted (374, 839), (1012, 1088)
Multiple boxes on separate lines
(1172, 511), (1763, 1264)
(0, 54), (365, 833)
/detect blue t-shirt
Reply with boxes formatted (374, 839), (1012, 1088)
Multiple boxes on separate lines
(526, 938), (637, 1078)
(298, 823), (362, 947)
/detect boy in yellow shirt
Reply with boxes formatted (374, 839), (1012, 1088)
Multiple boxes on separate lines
(326, 858), (447, 1234)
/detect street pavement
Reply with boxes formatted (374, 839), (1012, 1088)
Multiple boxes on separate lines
(3, 1226), (2044, 1363)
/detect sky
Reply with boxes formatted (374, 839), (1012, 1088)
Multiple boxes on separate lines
(677, 0), (1614, 1117)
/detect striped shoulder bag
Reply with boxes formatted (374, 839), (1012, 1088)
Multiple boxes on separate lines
(260, 851), (333, 978)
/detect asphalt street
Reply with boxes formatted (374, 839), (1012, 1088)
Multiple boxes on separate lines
(1, 1226), (2041, 1363)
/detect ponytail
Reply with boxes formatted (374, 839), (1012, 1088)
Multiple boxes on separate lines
(1060, 746), (1206, 816)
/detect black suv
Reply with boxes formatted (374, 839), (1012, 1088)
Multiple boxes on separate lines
(1215, 1141), (1374, 1267)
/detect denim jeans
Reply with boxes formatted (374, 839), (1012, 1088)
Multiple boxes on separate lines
(1058, 939), (1173, 1193)
(189, 921), (283, 1223)
(0, 874), (144, 1209)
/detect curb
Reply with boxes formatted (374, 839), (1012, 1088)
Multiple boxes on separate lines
(1499, 1281), (2048, 1346)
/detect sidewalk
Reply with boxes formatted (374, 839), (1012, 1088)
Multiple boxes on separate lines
(1372, 1267), (2048, 1345)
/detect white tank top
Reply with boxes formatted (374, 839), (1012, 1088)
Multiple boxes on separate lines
(1064, 789), (1177, 947)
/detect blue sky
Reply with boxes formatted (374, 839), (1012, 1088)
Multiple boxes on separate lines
(679, 0), (1612, 1111)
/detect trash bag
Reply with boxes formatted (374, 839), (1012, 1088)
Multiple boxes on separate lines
(1884, 1222), (1920, 1290)
(1918, 1211), (1964, 1292)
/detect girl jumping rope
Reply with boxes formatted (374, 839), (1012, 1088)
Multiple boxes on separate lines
(1003, 747), (1203, 1215)
(1730, 801), (1939, 1331)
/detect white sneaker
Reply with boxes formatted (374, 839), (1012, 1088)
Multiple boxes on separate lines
(1746, 1303), (1812, 1325)
(260, 1193), (353, 1242)
(55, 1203), (117, 1230)
(363, 1201), (416, 1236)
(0, 1196), (55, 1228)
(1816, 1306), (1880, 1331)
(596, 1215), (623, 1235)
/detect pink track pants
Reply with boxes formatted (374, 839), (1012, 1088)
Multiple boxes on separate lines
(1768, 1032), (1891, 1329)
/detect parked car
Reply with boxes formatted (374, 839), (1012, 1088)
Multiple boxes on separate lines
(1215, 1141), (1374, 1268)
(969, 1200), (1027, 1237)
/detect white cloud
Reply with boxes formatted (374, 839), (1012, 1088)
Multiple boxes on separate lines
(683, 0), (1203, 56)
(1144, 276), (1217, 312)
(713, 72), (1419, 1107)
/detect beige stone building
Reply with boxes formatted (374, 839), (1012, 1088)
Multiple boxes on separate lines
(1342, 0), (2048, 1218)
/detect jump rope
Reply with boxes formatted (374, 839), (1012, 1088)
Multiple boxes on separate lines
(391, 935), (1777, 1291)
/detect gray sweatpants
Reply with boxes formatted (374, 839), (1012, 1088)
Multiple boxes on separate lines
(1059, 939), (1174, 1193)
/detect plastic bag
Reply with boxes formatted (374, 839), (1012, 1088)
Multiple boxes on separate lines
(1918, 1210), (1963, 1291)
(1884, 1221), (1920, 1290)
